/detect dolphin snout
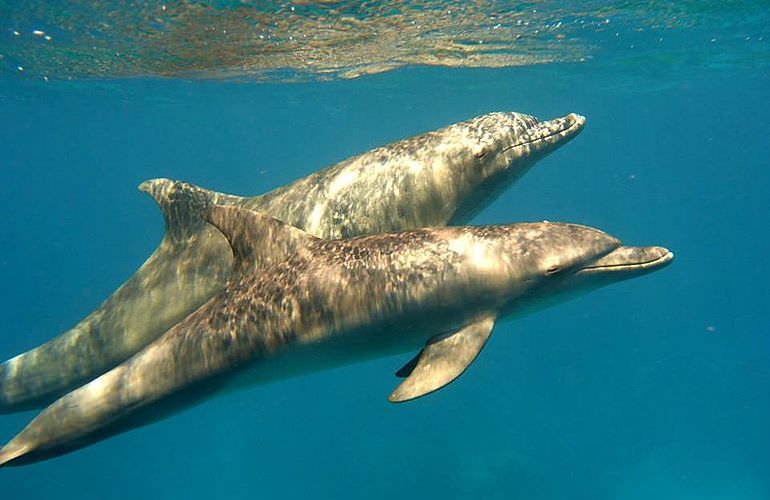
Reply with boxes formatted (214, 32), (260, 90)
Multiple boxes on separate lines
(579, 245), (674, 274)
(566, 112), (586, 128)
(527, 112), (586, 147)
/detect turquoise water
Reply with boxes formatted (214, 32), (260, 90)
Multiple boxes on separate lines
(1, 3), (769, 499)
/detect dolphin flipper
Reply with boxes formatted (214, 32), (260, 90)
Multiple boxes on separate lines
(394, 351), (421, 378)
(0, 180), (239, 412)
(388, 316), (495, 403)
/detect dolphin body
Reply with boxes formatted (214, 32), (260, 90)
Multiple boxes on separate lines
(0, 111), (586, 412)
(0, 205), (672, 466)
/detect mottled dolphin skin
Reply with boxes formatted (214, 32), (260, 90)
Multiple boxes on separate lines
(0, 111), (586, 412)
(0, 205), (672, 466)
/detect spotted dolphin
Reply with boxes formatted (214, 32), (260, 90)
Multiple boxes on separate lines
(0, 205), (672, 466)
(0, 111), (585, 412)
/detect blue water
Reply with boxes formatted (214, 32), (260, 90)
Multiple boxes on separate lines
(1, 28), (769, 500)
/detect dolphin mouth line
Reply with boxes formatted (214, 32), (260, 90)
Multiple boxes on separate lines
(578, 250), (674, 273)
(501, 114), (585, 154)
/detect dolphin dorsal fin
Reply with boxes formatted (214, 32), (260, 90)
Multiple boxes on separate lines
(389, 316), (496, 403)
(138, 178), (246, 244)
(205, 205), (320, 273)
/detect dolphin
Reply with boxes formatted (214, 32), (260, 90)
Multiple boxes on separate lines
(0, 205), (672, 466)
(0, 111), (586, 412)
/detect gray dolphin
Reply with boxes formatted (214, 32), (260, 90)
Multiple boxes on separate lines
(0, 111), (585, 412)
(0, 205), (672, 466)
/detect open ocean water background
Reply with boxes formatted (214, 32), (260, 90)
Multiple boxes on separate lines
(0, 2), (769, 499)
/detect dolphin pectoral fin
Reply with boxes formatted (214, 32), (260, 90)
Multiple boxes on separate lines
(395, 350), (422, 378)
(388, 316), (496, 403)
(0, 441), (28, 468)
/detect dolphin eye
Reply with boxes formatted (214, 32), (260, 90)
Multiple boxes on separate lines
(545, 266), (561, 275)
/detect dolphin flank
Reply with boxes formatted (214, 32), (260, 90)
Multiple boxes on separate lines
(0, 205), (672, 466)
(0, 111), (586, 412)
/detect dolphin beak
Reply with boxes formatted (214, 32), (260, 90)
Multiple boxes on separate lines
(504, 112), (586, 159)
(555, 112), (586, 138)
(533, 112), (586, 147)
(577, 246), (674, 275)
